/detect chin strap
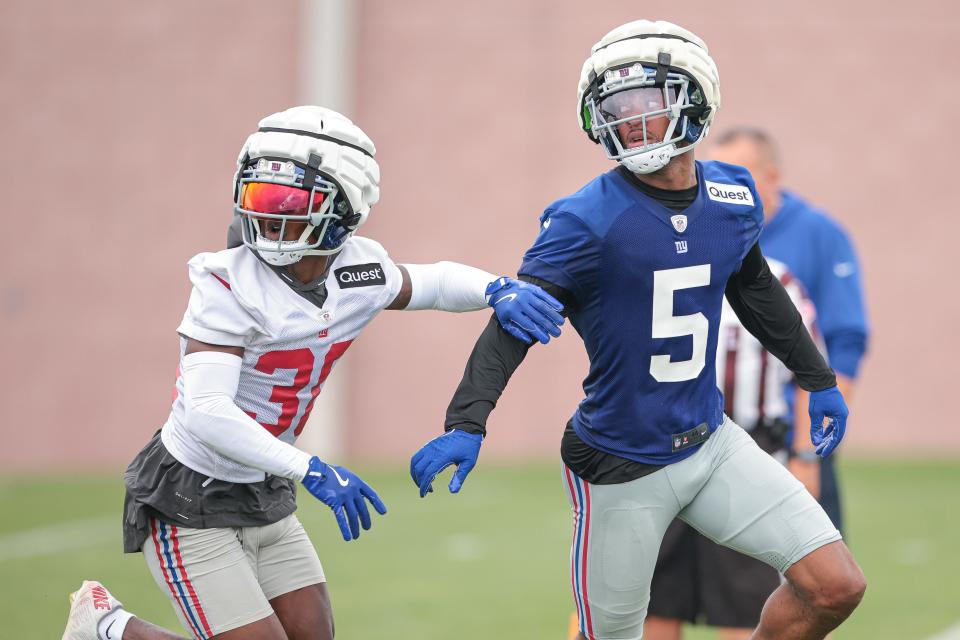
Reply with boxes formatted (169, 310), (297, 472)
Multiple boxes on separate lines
(619, 146), (675, 174)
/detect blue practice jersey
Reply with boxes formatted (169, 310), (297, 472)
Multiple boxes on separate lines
(519, 161), (763, 464)
(761, 191), (869, 379)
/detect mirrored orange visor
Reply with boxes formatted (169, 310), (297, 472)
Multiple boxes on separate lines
(240, 183), (325, 216)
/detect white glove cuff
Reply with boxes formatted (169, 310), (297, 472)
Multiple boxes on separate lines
(401, 261), (495, 312)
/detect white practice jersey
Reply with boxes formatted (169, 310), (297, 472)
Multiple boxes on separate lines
(715, 259), (820, 431)
(161, 236), (403, 483)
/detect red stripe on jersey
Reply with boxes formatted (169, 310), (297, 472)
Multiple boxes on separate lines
(211, 273), (231, 290)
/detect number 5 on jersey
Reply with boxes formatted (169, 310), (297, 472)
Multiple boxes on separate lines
(650, 265), (711, 383)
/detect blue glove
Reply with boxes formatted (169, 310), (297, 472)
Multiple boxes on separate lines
(486, 277), (564, 345)
(410, 429), (483, 498)
(808, 386), (849, 458)
(301, 457), (387, 541)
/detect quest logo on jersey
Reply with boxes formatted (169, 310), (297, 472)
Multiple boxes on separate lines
(704, 181), (755, 206)
(335, 263), (386, 288)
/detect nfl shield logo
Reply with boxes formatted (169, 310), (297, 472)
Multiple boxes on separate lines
(671, 215), (687, 233)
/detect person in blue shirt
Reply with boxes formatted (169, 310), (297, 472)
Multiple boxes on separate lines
(709, 128), (869, 533)
(410, 20), (866, 640)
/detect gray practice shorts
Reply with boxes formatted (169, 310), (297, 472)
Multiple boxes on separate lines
(563, 418), (841, 640)
(142, 513), (325, 639)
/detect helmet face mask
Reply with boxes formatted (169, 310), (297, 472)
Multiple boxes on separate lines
(587, 64), (702, 173)
(234, 158), (354, 264)
(576, 21), (721, 174)
(586, 62), (707, 174)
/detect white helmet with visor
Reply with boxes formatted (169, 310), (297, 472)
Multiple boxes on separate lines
(577, 20), (721, 174)
(233, 106), (381, 265)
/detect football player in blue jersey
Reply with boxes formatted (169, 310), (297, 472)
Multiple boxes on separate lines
(410, 20), (865, 640)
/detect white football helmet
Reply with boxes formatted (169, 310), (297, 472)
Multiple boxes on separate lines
(577, 20), (721, 174)
(233, 106), (381, 264)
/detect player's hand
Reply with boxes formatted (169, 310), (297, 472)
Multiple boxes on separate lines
(486, 277), (564, 345)
(410, 429), (483, 498)
(301, 457), (387, 541)
(808, 386), (848, 458)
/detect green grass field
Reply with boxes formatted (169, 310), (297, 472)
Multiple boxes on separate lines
(2, 458), (958, 639)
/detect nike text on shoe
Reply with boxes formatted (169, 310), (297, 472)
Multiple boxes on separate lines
(61, 580), (124, 640)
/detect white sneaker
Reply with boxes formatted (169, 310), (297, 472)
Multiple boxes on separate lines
(61, 581), (124, 640)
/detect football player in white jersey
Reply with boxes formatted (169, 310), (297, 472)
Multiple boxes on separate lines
(61, 106), (564, 640)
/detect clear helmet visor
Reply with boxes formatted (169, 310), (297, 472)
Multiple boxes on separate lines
(598, 86), (677, 153)
(585, 64), (710, 173)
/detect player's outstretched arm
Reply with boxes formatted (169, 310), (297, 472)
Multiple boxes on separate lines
(388, 262), (564, 344)
(724, 243), (848, 457)
(181, 339), (386, 541)
(409, 276), (574, 496)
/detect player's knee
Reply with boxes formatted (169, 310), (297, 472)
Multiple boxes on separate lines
(810, 565), (866, 619)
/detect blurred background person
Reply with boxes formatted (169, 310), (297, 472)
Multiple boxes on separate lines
(709, 127), (870, 534)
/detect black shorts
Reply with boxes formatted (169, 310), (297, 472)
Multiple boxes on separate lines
(123, 430), (297, 553)
(646, 519), (781, 628)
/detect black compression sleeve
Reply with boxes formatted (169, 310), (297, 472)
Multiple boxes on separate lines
(443, 277), (575, 435)
(725, 243), (837, 391)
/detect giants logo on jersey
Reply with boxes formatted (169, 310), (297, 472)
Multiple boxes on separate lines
(335, 263), (386, 288)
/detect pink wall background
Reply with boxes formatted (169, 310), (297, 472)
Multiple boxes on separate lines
(1, 0), (955, 471)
